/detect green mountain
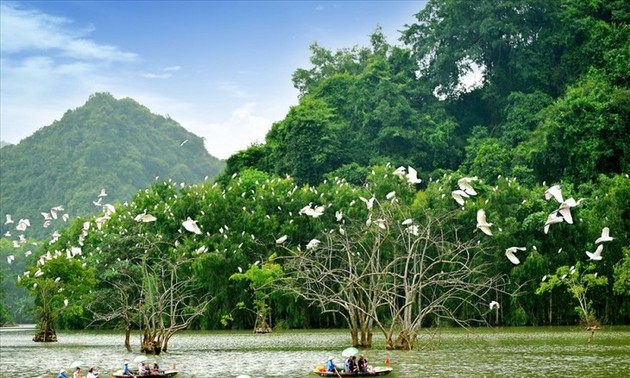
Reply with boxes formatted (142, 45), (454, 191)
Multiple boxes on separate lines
(0, 92), (225, 239)
(0, 141), (12, 149)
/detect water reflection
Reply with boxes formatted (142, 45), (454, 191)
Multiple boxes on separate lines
(1, 327), (629, 377)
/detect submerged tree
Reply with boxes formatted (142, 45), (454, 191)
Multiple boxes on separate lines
(536, 262), (608, 330)
(282, 170), (511, 349)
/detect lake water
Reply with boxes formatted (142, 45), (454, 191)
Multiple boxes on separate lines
(1, 325), (629, 377)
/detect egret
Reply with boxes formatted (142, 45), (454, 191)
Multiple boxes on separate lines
(407, 166), (422, 184)
(306, 239), (321, 250)
(5, 214), (14, 224)
(276, 235), (288, 244)
(586, 244), (604, 261)
(386, 191), (396, 200)
(489, 301), (500, 310)
(544, 211), (564, 234)
(402, 218), (413, 226)
(7, 255), (14, 264)
(544, 185), (563, 203)
(505, 247), (526, 265)
(451, 190), (470, 206)
(134, 213), (157, 223)
(393, 166), (406, 179)
(64, 299), (69, 307)
(458, 177), (478, 196)
(183, 217), (202, 235)
(98, 188), (107, 197)
(556, 198), (578, 224)
(595, 227), (614, 244)
(476, 209), (493, 236)
(335, 211), (343, 222)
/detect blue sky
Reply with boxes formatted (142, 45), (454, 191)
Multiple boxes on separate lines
(1, 1), (426, 159)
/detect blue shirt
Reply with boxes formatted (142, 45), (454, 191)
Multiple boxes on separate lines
(326, 360), (336, 372)
(57, 373), (68, 378)
(123, 363), (130, 374)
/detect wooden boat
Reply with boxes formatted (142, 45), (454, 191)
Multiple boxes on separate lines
(111, 369), (178, 378)
(312, 366), (393, 376)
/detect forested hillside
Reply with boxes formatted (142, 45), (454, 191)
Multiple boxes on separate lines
(0, 92), (225, 239)
(1, 0), (629, 338)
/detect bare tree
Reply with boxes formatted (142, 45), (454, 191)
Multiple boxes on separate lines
(283, 198), (511, 349)
(88, 233), (211, 354)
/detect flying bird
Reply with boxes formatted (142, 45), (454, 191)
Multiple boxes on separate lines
(489, 301), (500, 310)
(544, 185), (563, 203)
(457, 177), (478, 196)
(451, 190), (470, 206)
(182, 217), (202, 235)
(134, 213), (157, 223)
(505, 247), (526, 265)
(544, 211), (564, 234)
(476, 209), (493, 236)
(595, 227), (614, 244)
(98, 188), (108, 197)
(5, 214), (14, 224)
(407, 166), (422, 184)
(586, 244), (604, 261)
(556, 197), (579, 224)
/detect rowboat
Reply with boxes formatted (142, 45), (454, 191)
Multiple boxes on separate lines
(111, 369), (178, 377)
(312, 366), (393, 376)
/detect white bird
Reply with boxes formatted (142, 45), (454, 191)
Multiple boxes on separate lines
(393, 166), (406, 179)
(407, 166), (422, 184)
(237, 266), (243, 273)
(476, 209), (493, 236)
(489, 301), (500, 310)
(34, 269), (44, 277)
(386, 191), (396, 200)
(180, 139), (189, 146)
(542, 275), (547, 282)
(451, 190), (470, 206)
(41, 212), (52, 220)
(182, 217), (202, 235)
(595, 227), (614, 244)
(7, 255), (14, 264)
(359, 196), (375, 211)
(134, 213), (157, 223)
(62, 213), (69, 222)
(556, 198), (578, 224)
(586, 244), (604, 261)
(505, 247), (526, 265)
(544, 185), (563, 203)
(93, 197), (103, 206)
(276, 235), (288, 244)
(544, 211), (564, 234)
(306, 239), (321, 251)
(458, 177), (478, 196)
(64, 299), (69, 307)
(335, 211), (343, 222)
(5, 214), (14, 224)
(402, 218), (413, 226)
(98, 188), (108, 197)
(15, 219), (30, 231)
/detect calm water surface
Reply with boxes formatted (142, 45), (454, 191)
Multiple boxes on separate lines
(1, 325), (629, 377)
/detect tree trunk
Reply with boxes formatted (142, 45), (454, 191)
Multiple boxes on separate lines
(124, 327), (131, 352)
(32, 312), (57, 342)
(254, 312), (272, 333)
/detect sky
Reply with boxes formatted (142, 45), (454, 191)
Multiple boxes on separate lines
(1, 0), (426, 159)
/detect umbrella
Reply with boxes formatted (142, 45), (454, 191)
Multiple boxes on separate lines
(69, 360), (84, 369)
(133, 355), (148, 363)
(341, 347), (360, 358)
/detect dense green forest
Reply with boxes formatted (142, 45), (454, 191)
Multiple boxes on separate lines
(1, 0), (629, 347)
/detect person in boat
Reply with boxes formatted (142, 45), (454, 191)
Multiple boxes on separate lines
(138, 362), (147, 376)
(151, 361), (160, 374)
(122, 361), (130, 376)
(326, 356), (338, 373)
(73, 366), (81, 378)
(345, 356), (359, 374)
(57, 369), (69, 378)
(358, 354), (368, 373)
(86, 367), (99, 378)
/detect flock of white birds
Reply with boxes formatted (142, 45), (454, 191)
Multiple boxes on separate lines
(2, 165), (617, 315)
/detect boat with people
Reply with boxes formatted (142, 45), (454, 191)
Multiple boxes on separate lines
(312, 366), (393, 376)
(111, 369), (178, 378)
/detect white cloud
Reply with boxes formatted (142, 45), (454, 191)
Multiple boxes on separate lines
(197, 102), (274, 160)
(0, 2), (137, 62)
